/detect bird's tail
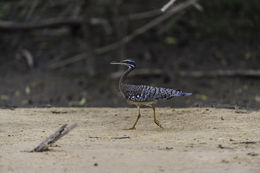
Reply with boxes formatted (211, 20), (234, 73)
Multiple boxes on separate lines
(171, 90), (192, 97)
(181, 92), (192, 96)
(163, 90), (191, 100)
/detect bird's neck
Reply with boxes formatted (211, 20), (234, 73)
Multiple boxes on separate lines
(119, 66), (134, 91)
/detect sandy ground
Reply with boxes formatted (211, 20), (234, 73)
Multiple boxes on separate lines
(0, 107), (260, 173)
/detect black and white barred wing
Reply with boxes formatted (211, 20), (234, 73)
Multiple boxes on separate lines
(152, 87), (192, 100)
(123, 84), (191, 102)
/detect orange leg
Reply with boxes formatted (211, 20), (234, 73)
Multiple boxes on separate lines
(127, 106), (141, 130)
(152, 105), (163, 128)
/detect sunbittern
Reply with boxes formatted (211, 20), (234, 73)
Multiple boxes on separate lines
(111, 59), (192, 129)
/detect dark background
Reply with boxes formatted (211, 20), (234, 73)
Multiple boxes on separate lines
(0, 0), (259, 109)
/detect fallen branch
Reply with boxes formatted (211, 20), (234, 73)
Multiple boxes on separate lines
(32, 122), (77, 152)
(0, 18), (82, 31)
(178, 70), (260, 78)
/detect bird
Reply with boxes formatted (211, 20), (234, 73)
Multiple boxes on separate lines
(111, 59), (192, 130)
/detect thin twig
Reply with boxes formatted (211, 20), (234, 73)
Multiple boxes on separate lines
(32, 122), (77, 152)
(193, 2), (203, 11)
(126, 9), (161, 20)
(72, 0), (84, 18)
(90, 18), (112, 35)
(111, 136), (130, 139)
(25, 0), (39, 20)
(157, 11), (186, 34)
(21, 49), (34, 68)
(161, 0), (177, 12)
(48, 53), (87, 69)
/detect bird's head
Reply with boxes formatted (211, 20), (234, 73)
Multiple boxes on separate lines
(110, 59), (136, 69)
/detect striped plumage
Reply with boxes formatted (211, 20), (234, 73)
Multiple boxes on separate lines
(122, 84), (191, 102)
(111, 59), (192, 129)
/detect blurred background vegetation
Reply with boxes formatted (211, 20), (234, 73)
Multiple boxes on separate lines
(0, 0), (259, 108)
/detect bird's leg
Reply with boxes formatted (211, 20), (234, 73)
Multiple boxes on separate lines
(152, 105), (163, 128)
(127, 106), (141, 130)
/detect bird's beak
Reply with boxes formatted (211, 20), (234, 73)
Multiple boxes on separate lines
(110, 61), (123, 65)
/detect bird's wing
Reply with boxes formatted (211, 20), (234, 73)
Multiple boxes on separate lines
(152, 87), (192, 100)
(122, 84), (191, 102)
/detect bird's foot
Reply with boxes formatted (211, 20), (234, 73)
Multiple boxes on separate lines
(123, 127), (136, 130)
(154, 120), (164, 129)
